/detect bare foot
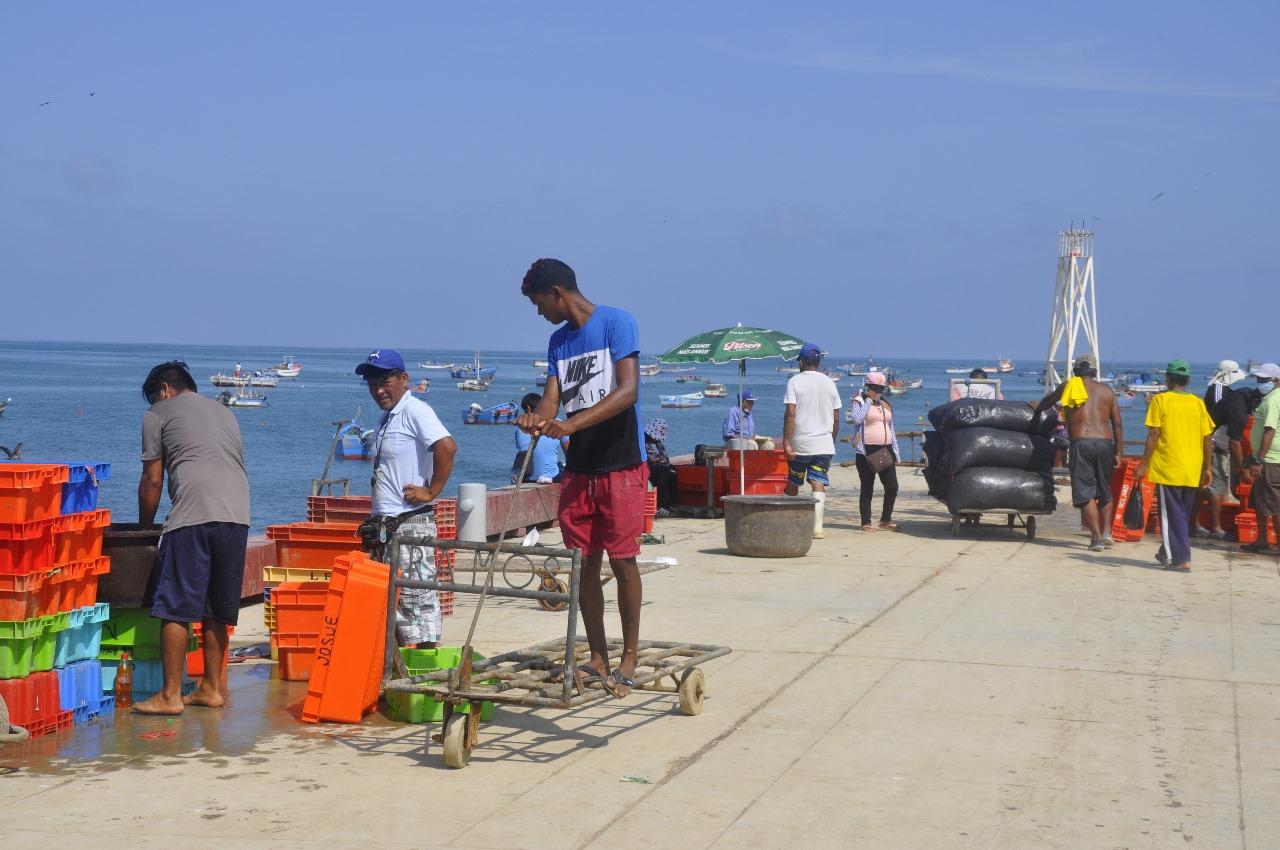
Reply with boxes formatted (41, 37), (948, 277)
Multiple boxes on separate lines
(183, 682), (225, 708)
(133, 692), (185, 716)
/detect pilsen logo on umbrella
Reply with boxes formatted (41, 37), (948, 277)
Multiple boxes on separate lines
(722, 341), (762, 352)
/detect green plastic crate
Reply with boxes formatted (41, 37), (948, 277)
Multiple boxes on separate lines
(98, 632), (197, 662)
(0, 612), (70, 678)
(384, 647), (495, 724)
(101, 608), (167, 646)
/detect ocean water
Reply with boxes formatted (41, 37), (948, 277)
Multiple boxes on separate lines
(0, 341), (1203, 531)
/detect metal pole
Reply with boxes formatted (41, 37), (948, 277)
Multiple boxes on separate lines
(562, 549), (581, 704)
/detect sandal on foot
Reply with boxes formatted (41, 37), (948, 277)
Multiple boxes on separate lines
(1088, 540), (1106, 552)
(879, 521), (898, 531)
(603, 672), (635, 699)
(861, 524), (877, 532)
(573, 664), (609, 695)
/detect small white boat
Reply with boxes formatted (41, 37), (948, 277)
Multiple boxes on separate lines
(981, 357), (1015, 374)
(216, 389), (268, 408)
(887, 385), (909, 396)
(419, 360), (456, 371)
(776, 366), (800, 375)
(666, 365), (697, 373)
(639, 363), (661, 377)
(457, 379), (490, 392)
(703, 383), (728, 398)
(945, 367), (971, 375)
(211, 370), (277, 388)
(675, 374), (705, 384)
(531, 359), (549, 369)
(272, 357), (302, 379)
(906, 378), (924, 390)
(824, 370), (843, 383)
(660, 392), (704, 409)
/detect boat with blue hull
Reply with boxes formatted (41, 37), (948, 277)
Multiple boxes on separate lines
(464, 401), (519, 425)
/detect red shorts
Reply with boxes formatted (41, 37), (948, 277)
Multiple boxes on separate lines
(558, 463), (648, 558)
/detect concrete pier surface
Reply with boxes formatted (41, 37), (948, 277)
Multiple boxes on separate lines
(3, 466), (1279, 849)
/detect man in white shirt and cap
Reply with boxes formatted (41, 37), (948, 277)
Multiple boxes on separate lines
(356, 349), (457, 648)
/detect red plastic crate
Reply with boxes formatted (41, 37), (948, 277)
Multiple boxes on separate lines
(1237, 512), (1278, 546)
(0, 571), (48, 620)
(52, 510), (109, 564)
(273, 631), (319, 681)
(188, 623), (235, 681)
(301, 553), (389, 723)
(271, 581), (329, 633)
(0, 670), (63, 735)
(1110, 459), (1155, 542)
(675, 465), (729, 507)
(727, 449), (789, 478)
(0, 464), (68, 523)
(266, 522), (362, 571)
(0, 518), (56, 574)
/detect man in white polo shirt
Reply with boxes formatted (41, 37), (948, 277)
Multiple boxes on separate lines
(356, 349), (457, 648)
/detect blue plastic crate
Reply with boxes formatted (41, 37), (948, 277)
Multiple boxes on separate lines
(74, 694), (114, 724)
(54, 602), (110, 668)
(59, 463), (111, 515)
(58, 658), (106, 714)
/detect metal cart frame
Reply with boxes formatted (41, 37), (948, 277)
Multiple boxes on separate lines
(381, 537), (731, 768)
(949, 509), (1045, 539)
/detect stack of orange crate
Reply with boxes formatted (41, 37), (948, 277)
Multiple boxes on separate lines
(434, 499), (457, 617)
(1109, 458), (1155, 542)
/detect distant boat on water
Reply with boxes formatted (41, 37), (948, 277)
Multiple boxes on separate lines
(463, 401), (519, 425)
(216, 388), (268, 408)
(419, 360), (455, 371)
(703, 383), (728, 398)
(272, 357), (302, 379)
(675, 374), (705, 384)
(660, 392), (704, 409)
(211, 371), (278, 388)
(639, 362), (661, 377)
(335, 421), (374, 460)
(531, 359), (549, 369)
(776, 366), (799, 375)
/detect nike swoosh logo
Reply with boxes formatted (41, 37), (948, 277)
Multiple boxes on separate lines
(561, 369), (604, 401)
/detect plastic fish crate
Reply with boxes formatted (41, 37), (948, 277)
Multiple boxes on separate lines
(271, 581), (328, 634)
(0, 463), (68, 523)
(263, 564), (334, 586)
(52, 509), (110, 564)
(0, 669), (60, 728)
(57, 658), (110, 719)
(265, 522), (362, 571)
(100, 656), (189, 695)
(0, 518), (57, 575)
(54, 602), (110, 667)
(0, 611), (71, 679)
(101, 607), (187, 648)
(1237, 513), (1278, 546)
(384, 646), (494, 724)
(0, 570), (48, 621)
(273, 631), (319, 681)
(59, 463), (111, 515)
(97, 631), (197, 662)
(301, 553), (389, 723)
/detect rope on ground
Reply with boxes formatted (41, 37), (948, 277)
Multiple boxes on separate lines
(449, 435), (540, 696)
(0, 692), (29, 744)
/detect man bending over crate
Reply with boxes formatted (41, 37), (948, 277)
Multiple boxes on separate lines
(517, 258), (647, 698)
(136, 361), (250, 715)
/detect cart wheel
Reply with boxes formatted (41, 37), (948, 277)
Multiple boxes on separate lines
(950, 515), (961, 536)
(1026, 516), (1037, 540)
(537, 577), (569, 612)
(1007, 514), (1015, 529)
(442, 713), (471, 769)
(678, 668), (706, 716)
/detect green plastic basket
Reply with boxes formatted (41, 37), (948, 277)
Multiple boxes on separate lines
(384, 647), (495, 724)
(0, 612), (70, 678)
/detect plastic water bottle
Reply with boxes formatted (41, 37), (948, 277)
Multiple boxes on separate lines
(114, 651), (134, 709)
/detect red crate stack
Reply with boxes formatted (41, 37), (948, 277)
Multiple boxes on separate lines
(434, 499), (457, 617)
(305, 494), (372, 524)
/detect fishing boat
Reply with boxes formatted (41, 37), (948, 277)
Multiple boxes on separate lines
(660, 392), (704, 409)
(988, 356), (1015, 373)
(905, 377), (924, 389)
(824, 370), (843, 383)
(412, 379), (430, 397)
(335, 421), (375, 460)
(457, 378), (490, 392)
(272, 357), (302, 379)
(666, 364), (697, 373)
(248, 371), (279, 388)
(703, 383), (728, 398)
(639, 363), (661, 377)
(675, 374), (705, 384)
(776, 366), (800, 375)
(1018, 370), (1043, 378)
(463, 401), (519, 425)
(418, 360), (456, 371)
(846, 356), (879, 376)
(945, 367), (972, 375)
(216, 388), (268, 408)
(1119, 372), (1167, 394)
(887, 385), (910, 396)
(450, 350), (497, 381)
(531, 359), (549, 369)
(210, 373), (250, 387)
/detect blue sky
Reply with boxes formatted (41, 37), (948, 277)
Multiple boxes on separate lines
(3, 3), (1276, 362)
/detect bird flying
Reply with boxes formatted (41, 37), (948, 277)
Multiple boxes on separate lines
(0, 443), (24, 460)
(39, 101), (51, 107)
(1149, 192), (1165, 202)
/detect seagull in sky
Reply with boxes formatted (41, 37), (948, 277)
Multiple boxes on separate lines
(39, 101), (51, 107)
(0, 443), (24, 460)
(89, 91), (95, 96)
(1149, 192), (1165, 202)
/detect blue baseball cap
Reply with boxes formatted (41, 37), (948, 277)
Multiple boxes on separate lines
(355, 349), (407, 376)
(739, 390), (757, 402)
(799, 343), (822, 360)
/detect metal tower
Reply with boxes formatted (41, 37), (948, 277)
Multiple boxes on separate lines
(1043, 227), (1100, 391)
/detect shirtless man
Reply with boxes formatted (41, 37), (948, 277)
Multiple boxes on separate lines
(1037, 356), (1123, 551)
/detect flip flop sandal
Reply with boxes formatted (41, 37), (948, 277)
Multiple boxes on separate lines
(879, 522), (898, 531)
(861, 524), (877, 532)
(573, 664), (609, 696)
(603, 672), (636, 699)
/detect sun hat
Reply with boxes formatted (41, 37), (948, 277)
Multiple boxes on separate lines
(1166, 359), (1192, 377)
(865, 371), (888, 387)
(1209, 359), (1247, 386)
(354, 349), (407, 376)
(1250, 362), (1280, 380)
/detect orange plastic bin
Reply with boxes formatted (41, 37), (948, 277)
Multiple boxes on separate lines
(0, 464), (68, 523)
(301, 553), (389, 723)
(266, 522), (363, 571)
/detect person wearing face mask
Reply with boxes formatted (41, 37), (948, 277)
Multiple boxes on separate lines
(849, 371), (901, 531)
(1243, 363), (1280, 554)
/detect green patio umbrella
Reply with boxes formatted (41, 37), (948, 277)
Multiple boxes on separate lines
(658, 324), (806, 493)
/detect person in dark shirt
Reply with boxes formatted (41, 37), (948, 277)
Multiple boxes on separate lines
(1197, 360), (1250, 538)
(644, 418), (676, 514)
(516, 258), (647, 698)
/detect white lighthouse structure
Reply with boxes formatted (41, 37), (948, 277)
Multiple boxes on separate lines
(1043, 227), (1100, 391)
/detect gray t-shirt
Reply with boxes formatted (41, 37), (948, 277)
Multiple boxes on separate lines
(142, 392), (251, 531)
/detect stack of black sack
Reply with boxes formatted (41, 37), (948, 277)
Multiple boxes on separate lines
(923, 399), (1058, 516)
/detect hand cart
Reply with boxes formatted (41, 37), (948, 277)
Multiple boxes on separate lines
(949, 509), (1046, 539)
(382, 537), (731, 769)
